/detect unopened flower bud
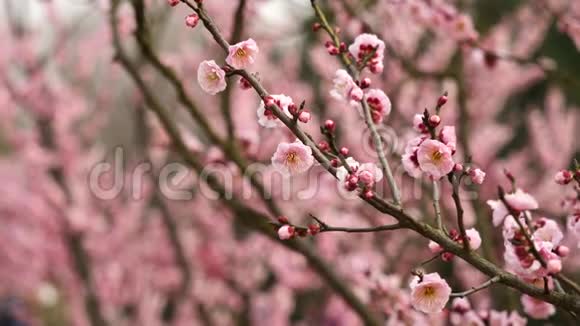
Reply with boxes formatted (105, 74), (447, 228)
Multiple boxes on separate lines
(263, 95), (275, 108)
(454, 163), (464, 172)
(238, 77), (251, 90)
(298, 111), (311, 123)
(437, 94), (448, 108)
(360, 77), (371, 89)
(363, 189), (374, 199)
(339, 147), (349, 156)
(330, 158), (339, 167)
(554, 170), (573, 185)
(312, 22), (322, 31)
(339, 42), (347, 53)
(277, 216), (289, 224)
(358, 170), (374, 186)
(441, 252), (454, 262)
(308, 224), (321, 235)
(168, 0), (180, 6)
(428, 115), (441, 127)
(324, 119), (336, 132)
(470, 168), (486, 185)
(547, 259), (562, 274)
(185, 13), (199, 28)
(347, 174), (359, 185)
(327, 46), (340, 55)
(318, 140), (330, 152)
(428, 241), (443, 253)
(556, 245), (570, 257)
(278, 225), (295, 240)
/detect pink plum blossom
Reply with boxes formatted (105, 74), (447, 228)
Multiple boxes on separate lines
(226, 38), (259, 69)
(417, 139), (455, 179)
(271, 140), (314, 176)
(533, 218), (563, 245)
(402, 135), (427, 178)
(487, 199), (511, 226)
(465, 228), (482, 250)
(409, 272), (451, 314)
(504, 189), (539, 211)
(197, 60), (227, 95)
(439, 126), (457, 152)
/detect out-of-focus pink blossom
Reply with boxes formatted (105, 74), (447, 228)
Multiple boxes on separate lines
(329, 69), (362, 103)
(226, 39), (259, 69)
(521, 295), (555, 320)
(504, 189), (539, 211)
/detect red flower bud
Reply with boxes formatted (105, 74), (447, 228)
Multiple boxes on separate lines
(324, 120), (336, 132)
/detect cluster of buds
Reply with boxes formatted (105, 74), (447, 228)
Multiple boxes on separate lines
(276, 216), (321, 240)
(324, 41), (347, 56)
(287, 101), (311, 123)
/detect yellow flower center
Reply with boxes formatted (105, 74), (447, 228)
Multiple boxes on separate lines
(431, 150), (443, 162)
(235, 48), (247, 58)
(422, 286), (436, 297)
(207, 71), (218, 81)
(286, 152), (300, 165)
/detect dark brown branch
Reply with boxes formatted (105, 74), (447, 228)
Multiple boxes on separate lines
(450, 174), (469, 250)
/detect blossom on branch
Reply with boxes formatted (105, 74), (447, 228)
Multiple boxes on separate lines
(409, 272), (451, 314)
(416, 139), (455, 180)
(197, 60), (227, 95)
(226, 38), (259, 69)
(271, 140), (314, 176)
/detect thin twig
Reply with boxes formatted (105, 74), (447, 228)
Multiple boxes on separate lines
(450, 276), (501, 298)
